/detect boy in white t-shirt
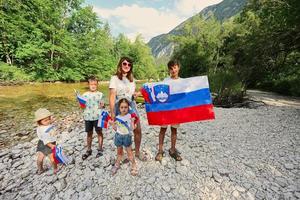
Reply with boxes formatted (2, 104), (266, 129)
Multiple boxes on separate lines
(35, 108), (58, 174)
(81, 76), (105, 160)
(155, 60), (183, 162)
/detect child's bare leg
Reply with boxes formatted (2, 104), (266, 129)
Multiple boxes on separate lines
(158, 127), (167, 153)
(37, 152), (45, 173)
(86, 131), (93, 151)
(126, 146), (137, 176)
(96, 129), (103, 150)
(116, 147), (123, 167)
(112, 147), (123, 175)
(170, 127), (177, 153)
(155, 127), (167, 161)
(169, 127), (182, 161)
(49, 153), (58, 174)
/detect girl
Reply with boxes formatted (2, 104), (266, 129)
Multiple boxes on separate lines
(111, 98), (138, 176)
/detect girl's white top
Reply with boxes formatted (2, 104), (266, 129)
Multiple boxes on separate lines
(115, 113), (133, 135)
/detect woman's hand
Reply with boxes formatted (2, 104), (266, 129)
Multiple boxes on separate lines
(133, 91), (141, 99)
(110, 113), (116, 121)
(131, 119), (137, 130)
(109, 120), (117, 131)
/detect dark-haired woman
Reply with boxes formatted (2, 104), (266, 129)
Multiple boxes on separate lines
(109, 57), (146, 161)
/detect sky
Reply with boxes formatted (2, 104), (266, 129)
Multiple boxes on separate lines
(85, 0), (223, 42)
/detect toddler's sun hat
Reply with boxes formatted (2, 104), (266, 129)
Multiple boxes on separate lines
(34, 108), (52, 122)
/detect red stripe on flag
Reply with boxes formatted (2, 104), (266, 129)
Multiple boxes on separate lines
(52, 148), (60, 164)
(146, 104), (215, 125)
(140, 88), (150, 103)
(79, 103), (86, 109)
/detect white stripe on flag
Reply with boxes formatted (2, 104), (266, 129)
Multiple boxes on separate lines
(147, 76), (209, 95)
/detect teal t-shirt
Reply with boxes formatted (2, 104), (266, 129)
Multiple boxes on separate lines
(82, 91), (103, 121)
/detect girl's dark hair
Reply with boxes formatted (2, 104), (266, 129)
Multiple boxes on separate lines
(115, 57), (134, 82)
(118, 98), (130, 110)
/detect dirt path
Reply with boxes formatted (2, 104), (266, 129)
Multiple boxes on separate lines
(247, 90), (300, 108)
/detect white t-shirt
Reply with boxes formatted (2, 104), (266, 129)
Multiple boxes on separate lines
(37, 125), (56, 145)
(109, 75), (136, 100)
(163, 77), (182, 82)
(82, 91), (103, 121)
(115, 113), (134, 135)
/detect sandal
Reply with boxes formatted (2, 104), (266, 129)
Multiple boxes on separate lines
(169, 149), (182, 161)
(111, 165), (120, 176)
(155, 151), (164, 162)
(96, 149), (103, 158)
(82, 150), (92, 160)
(130, 165), (138, 176)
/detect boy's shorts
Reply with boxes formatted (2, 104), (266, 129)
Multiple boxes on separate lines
(85, 120), (102, 133)
(114, 133), (132, 147)
(36, 140), (56, 156)
(161, 124), (180, 129)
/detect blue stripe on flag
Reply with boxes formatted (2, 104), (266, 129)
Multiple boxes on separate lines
(145, 88), (212, 112)
(101, 116), (105, 127)
(77, 96), (86, 104)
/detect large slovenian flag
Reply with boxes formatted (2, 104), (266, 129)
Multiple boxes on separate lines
(141, 76), (215, 125)
(52, 145), (70, 165)
(98, 110), (111, 128)
(74, 89), (87, 109)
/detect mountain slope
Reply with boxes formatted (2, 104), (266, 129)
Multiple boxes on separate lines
(148, 0), (248, 58)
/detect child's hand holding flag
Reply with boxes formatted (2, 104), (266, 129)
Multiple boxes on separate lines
(74, 89), (87, 109)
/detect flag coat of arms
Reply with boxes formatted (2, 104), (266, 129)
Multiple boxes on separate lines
(141, 76), (215, 125)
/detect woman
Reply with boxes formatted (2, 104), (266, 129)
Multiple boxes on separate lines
(109, 57), (146, 161)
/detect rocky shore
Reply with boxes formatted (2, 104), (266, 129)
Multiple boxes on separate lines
(0, 104), (299, 199)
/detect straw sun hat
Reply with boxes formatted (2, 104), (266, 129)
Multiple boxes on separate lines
(34, 108), (53, 122)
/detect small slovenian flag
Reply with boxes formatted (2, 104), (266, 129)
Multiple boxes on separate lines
(141, 76), (215, 125)
(74, 89), (87, 109)
(98, 110), (111, 128)
(52, 145), (69, 165)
